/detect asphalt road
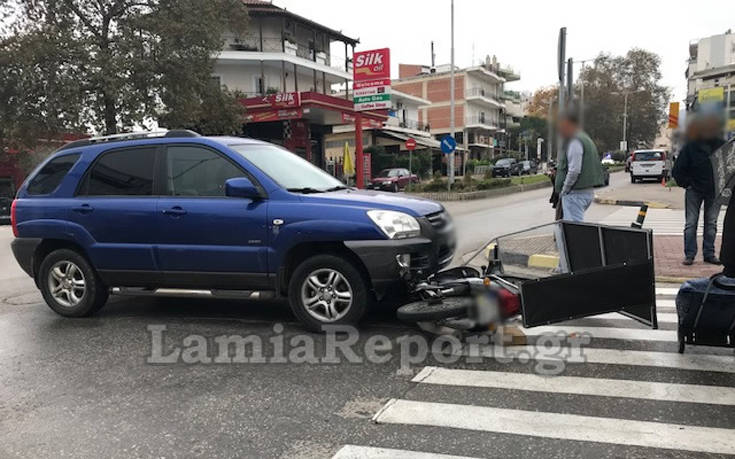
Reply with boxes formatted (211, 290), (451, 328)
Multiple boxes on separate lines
(2, 174), (734, 459)
(446, 170), (631, 261)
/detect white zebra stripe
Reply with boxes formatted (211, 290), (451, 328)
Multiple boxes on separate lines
(453, 345), (735, 373)
(592, 312), (676, 324)
(412, 366), (735, 405)
(522, 325), (677, 342)
(373, 399), (735, 455)
(656, 288), (680, 296)
(332, 445), (479, 459)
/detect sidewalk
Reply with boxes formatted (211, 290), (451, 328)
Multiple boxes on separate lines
(593, 207), (726, 281)
(654, 235), (723, 281)
(595, 180), (684, 209)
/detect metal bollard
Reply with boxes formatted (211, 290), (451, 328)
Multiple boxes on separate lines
(631, 204), (648, 229)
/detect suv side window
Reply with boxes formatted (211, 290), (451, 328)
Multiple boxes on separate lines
(165, 145), (244, 197)
(27, 153), (80, 195)
(81, 147), (156, 196)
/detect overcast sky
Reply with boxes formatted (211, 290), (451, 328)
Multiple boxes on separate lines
(277, 0), (733, 101)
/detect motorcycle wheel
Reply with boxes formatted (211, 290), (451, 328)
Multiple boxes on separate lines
(397, 297), (473, 322)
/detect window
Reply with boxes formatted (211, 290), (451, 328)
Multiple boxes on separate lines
(165, 146), (245, 197)
(230, 144), (343, 191)
(27, 153), (80, 195)
(82, 147), (156, 196)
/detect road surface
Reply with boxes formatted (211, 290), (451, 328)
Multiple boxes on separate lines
(1, 172), (733, 458)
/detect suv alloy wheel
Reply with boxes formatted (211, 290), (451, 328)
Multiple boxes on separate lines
(38, 248), (109, 317)
(288, 254), (369, 332)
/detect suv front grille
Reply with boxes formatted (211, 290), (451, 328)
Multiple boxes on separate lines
(426, 211), (451, 232)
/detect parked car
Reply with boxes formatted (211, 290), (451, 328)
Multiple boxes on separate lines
(492, 158), (521, 177)
(10, 131), (455, 331)
(0, 177), (15, 224)
(520, 160), (538, 175)
(370, 168), (418, 192)
(630, 149), (668, 183)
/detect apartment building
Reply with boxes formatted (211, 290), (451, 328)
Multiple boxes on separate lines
(686, 30), (735, 137)
(212, 0), (387, 172)
(393, 55), (520, 161)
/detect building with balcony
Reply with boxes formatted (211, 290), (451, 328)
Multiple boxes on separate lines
(214, 0), (356, 97)
(324, 90), (441, 178)
(214, 0), (387, 179)
(393, 55), (520, 163)
(686, 30), (735, 137)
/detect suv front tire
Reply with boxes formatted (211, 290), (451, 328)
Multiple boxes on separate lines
(38, 248), (109, 317)
(288, 254), (369, 332)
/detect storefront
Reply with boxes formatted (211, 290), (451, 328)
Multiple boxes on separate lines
(240, 91), (387, 185)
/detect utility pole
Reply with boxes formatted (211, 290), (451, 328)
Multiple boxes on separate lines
(448, 0), (455, 190)
(556, 27), (567, 162)
(622, 92), (628, 151)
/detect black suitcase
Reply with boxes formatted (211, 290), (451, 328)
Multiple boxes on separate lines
(675, 274), (735, 353)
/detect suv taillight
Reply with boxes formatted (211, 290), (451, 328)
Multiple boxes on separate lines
(10, 199), (18, 237)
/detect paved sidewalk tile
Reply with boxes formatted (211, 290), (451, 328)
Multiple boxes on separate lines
(654, 234), (723, 279)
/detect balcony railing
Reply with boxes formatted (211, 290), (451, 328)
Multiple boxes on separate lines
(465, 88), (502, 104)
(465, 115), (499, 128)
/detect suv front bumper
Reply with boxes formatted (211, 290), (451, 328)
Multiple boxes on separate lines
(345, 212), (456, 298)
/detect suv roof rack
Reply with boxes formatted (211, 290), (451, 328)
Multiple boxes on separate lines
(57, 129), (200, 151)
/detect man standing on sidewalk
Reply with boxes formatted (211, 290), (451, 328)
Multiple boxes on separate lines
(672, 114), (725, 266)
(554, 105), (605, 222)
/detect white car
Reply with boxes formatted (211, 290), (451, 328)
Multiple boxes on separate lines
(630, 149), (668, 183)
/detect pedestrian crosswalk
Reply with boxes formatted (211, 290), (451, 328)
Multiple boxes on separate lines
(333, 287), (735, 458)
(598, 207), (725, 236)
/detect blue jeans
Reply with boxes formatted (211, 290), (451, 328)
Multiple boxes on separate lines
(561, 189), (594, 222)
(684, 188), (720, 259)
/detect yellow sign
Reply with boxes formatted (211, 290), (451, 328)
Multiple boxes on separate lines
(698, 87), (724, 103)
(727, 119), (735, 132)
(668, 102), (679, 128)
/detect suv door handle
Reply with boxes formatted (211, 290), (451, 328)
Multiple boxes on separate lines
(72, 204), (94, 214)
(162, 206), (187, 216)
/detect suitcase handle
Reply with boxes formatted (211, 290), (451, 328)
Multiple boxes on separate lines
(711, 273), (735, 291)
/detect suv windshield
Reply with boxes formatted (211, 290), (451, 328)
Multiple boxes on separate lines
(496, 159), (513, 166)
(231, 144), (344, 191)
(634, 151), (664, 161)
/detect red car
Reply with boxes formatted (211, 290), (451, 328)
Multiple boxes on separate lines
(370, 168), (419, 192)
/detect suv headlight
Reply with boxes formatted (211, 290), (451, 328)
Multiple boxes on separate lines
(367, 210), (420, 239)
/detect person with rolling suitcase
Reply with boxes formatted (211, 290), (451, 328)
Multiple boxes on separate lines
(675, 136), (735, 353)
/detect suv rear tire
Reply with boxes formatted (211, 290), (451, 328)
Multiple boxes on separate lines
(38, 248), (109, 317)
(288, 254), (369, 332)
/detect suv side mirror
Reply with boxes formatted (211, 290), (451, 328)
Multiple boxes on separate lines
(225, 177), (260, 199)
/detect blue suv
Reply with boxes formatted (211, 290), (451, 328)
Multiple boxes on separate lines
(10, 131), (455, 331)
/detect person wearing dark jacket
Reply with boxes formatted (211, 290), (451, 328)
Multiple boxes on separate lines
(721, 187), (735, 277)
(672, 118), (725, 266)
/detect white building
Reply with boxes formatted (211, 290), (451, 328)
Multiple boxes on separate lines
(213, 0), (355, 97)
(686, 30), (735, 136)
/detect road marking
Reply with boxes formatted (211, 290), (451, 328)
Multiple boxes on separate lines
(657, 298), (675, 308)
(593, 312), (676, 324)
(332, 445), (479, 459)
(453, 345), (735, 373)
(656, 287), (680, 296)
(374, 399), (735, 455)
(413, 367), (735, 405)
(522, 325), (677, 342)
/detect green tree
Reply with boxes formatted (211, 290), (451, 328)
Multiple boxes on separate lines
(0, 0), (248, 150)
(577, 49), (670, 152)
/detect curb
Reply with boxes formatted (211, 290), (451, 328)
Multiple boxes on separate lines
(594, 197), (670, 209)
(409, 180), (552, 202)
(654, 276), (687, 284)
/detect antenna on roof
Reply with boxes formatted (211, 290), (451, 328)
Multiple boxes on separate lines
(430, 41), (436, 73)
